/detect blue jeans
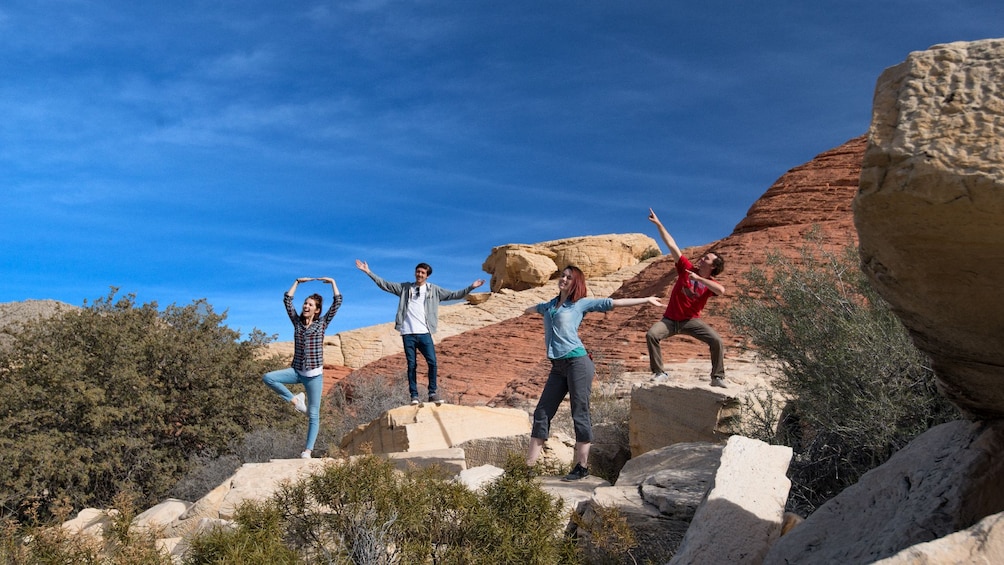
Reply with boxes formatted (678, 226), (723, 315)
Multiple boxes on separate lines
(262, 367), (323, 451)
(402, 333), (437, 399)
(531, 355), (595, 443)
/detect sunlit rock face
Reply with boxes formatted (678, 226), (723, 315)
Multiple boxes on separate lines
(855, 38), (1004, 419)
(481, 233), (660, 292)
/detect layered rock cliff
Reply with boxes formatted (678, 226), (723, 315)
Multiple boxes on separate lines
(348, 135), (867, 405)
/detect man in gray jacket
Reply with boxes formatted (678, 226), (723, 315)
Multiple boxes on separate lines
(356, 259), (485, 405)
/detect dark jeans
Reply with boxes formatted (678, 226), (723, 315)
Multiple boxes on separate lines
(402, 333), (437, 399)
(531, 355), (595, 443)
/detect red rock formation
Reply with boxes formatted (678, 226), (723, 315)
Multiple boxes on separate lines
(338, 136), (867, 406)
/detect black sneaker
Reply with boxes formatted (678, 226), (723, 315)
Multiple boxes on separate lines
(410, 397), (420, 406)
(562, 463), (589, 481)
(429, 393), (444, 406)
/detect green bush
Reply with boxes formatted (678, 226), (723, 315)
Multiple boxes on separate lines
(184, 454), (581, 564)
(0, 290), (291, 522)
(183, 499), (299, 565)
(728, 241), (958, 514)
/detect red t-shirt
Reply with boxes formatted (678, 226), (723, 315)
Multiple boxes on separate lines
(663, 256), (715, 321)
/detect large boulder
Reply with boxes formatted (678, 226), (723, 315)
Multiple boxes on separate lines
(764, 419), (1004, 564)
(773, 37), (1004, 563)
(482, 244), (559, 291)
(671, 436), (792, 565)
(628, 375), (741, 457)
(855, 38), (1004, 419)
(482, 233), (659, 292)
(339, 403), (531, 455)
(874, 510), (1004, 564)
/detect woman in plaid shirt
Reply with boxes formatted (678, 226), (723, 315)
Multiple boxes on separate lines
(262, 277), (342, 459)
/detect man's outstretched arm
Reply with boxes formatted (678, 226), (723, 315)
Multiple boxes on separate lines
(648, 208), (682, 262)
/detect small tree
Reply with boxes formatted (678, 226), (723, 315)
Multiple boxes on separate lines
(728, 241), (958, 514)
(0, 290), (290, 522)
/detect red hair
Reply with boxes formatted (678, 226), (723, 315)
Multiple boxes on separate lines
(562, 266), (588, 302)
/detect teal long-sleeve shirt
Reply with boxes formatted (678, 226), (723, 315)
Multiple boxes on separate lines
(534, 297), (613, 359)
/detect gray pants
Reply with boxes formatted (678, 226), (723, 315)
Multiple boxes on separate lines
(531, 355), (595, 443)
(646, 317), (725, 379)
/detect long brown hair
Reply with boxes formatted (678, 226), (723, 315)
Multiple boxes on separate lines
(301, 293), (323, 324)
(561, 266), (588, 302)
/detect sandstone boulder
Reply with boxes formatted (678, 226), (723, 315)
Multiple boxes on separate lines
(339, 403), (531, 455)
(548, 234), (659, 280)
(764, 419), (1004, 564)
(874, 510), (1004, 564)
(132, 498), (192, 533)
(61, 507), (114, 538)
(855, 38), (1004, 419)
(0, 299), (75, 348)
(456, 464), (506, 492)
(482, 244), (559, 292)
(481, 233), (659, 292)
(386, 447), (467, 475)
(670, 436), (793, 565)
(628, 377), (740, 457)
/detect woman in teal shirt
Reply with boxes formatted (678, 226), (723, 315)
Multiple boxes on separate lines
(524, 265), (662, 480)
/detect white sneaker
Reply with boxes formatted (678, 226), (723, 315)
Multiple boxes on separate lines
(300, 449), (311, 459)
(651, 372), (669, 383)
(292, 392), (307, 414)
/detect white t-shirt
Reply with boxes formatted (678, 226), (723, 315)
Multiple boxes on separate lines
(400, 284), (430, 334)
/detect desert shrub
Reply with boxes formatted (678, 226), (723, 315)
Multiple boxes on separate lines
(0, 493), (173, 565)
(639, 246), (662, 261)
(184, 454), (580, 564)
(326, 372), (413, 442)
(570, 504), (638, 565)
(0, 290), (291, 522)
(728, 242), (958, 514)
(183, 499), (299, 565)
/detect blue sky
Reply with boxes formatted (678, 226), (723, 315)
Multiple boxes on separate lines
(2, 1), (1000, 342)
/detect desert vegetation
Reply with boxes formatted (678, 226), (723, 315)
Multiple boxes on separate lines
(184, 454), (585, 564)
(727, 241), (959, 514)
(0, 290), (294, 523)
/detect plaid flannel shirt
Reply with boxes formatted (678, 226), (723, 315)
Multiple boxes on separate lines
(285, 292), (342, 373)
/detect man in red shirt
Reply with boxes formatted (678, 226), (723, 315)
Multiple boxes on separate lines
(646, 208), (727, 388)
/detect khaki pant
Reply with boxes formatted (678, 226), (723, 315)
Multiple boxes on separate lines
(646, 317), (725, 379)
